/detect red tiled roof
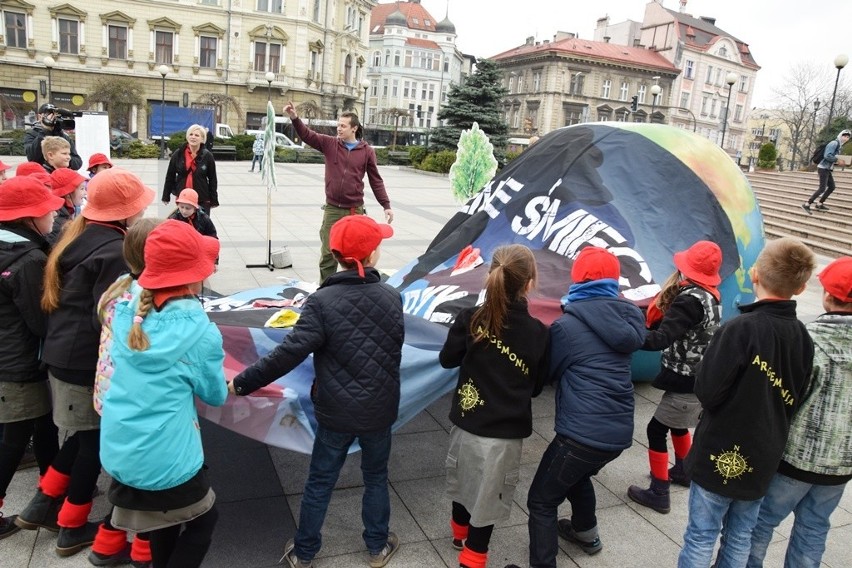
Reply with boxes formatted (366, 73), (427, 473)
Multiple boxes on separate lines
(491, 37), (679, 74)
(371, 2), (438, 35)
(666, 9), (760, 70)
(405, 37), (440, 50)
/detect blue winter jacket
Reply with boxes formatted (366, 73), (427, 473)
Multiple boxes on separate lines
(551, 291), (646, 451)
(100, 292), (227, 491)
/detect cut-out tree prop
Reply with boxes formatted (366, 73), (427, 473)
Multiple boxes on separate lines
(448, 122), (498, 203)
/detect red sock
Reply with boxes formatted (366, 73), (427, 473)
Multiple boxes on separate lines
(458, 546), (488, 568)
(39, 466), (71, 498)
(672, 432), (692, 460)
(450, 518), (469, 541)
(92, 524), (128, 555)
(131, 535), (152, 562)
(56, 499), (92, 528)
(649, 449), (670, 481)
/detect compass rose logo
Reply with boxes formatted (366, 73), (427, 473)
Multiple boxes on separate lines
(457, 378), (484, 416)
(710, 444), (753, 484)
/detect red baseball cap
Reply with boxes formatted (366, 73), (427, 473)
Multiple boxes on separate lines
(674, 240), (722, 287)
(571, 246), (621, 283)
(87, 153), (113, 171)
(329, 215), (393, 277)
(138, 220), (220, 289)
(50, 167), (86, 198)
(818, 257), (852, 303)
(0, 176), (64, 221)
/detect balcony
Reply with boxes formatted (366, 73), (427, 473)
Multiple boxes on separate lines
(246, 70), (288, 95)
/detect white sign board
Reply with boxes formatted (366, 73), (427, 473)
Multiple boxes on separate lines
(73, 111), (110, 174)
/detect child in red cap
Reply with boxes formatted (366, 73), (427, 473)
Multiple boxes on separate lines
(168, 188), (218, 240)
(86, 153), (113, 178)
(628, 240), (723, 514)
(0, 177), (63, 540)
(440, 244), (550, 568)
(510, 246), (646, 568)
(229, 214), (404, 568)
(47, 167), (86, 243)
(99, 219), (224, 568)
(748, 256), (852, 567)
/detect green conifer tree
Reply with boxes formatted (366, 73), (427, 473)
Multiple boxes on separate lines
(449, 122), (497, 203)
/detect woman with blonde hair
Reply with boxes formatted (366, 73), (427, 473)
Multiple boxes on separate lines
(14, 168), (154, 558)
(162, 124), (219, 212)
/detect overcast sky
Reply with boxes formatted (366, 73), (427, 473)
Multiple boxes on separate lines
(417, 0), (850, 108)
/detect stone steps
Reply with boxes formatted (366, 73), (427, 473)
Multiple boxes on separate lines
(746, 170), (852, 258)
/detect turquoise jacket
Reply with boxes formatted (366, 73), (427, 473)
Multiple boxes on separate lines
(100, 292), (226, 491)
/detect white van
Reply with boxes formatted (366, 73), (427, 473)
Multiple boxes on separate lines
(245, 130), (302, 148)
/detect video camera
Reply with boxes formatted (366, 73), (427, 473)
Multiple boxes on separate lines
(39, 104), (81, 130)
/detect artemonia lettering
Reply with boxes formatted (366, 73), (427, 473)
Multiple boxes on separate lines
(751, 354), (795, 406)
(476, 325), (529, 375)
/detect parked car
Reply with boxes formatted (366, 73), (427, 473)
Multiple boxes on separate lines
(244, 130), (303, 149)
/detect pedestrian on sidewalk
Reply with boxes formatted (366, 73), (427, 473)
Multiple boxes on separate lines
(99, 220), (225, 568)
(249, 133), (264, 172)
(0, 177), (63, 540)
(747, 256), (852, 568)
(439, 244), (550, 568)
(802, 129), (850, 214)
(627, 241), (723, 514)
(506, 247), (646, 568)
(679, 238), (816, 568)
(162, 124), (218, 213)
(14, 168), (154, 558)
(229, 215), (404, 568)
(282, 101), (393, 283)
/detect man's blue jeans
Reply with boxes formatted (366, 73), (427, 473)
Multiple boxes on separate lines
(746, 472), (846, 568)
(293, 425), (392, 561)
(678, 482), (763, 568)
(526, 434), (621, 568)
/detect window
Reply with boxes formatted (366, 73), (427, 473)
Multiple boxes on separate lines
(421, 84), (427, 99)
(685, 60), (694, 79)
(4, 10), (26, 48)
(735, 104), (743, 122)
(570, 73), (584, 96)
(718, 46), (727, 57)
(312, 0), (320, 22)
(601, 79), (611, 99)
(638, 84), (647, 104)
(394, 50), (400, 66)
(710, 98), (718, 118)
(403, 80), (410, 97)
(508, 76), (515, 94)
(344, 54), (352, 85)
(619, 81), (629, 101)
(564, 104), (584, 126)
(512, 110), (519, 129)
(372, 51), (380, 67)
(404, 50), (411, 67)
(257, 0), (283, 13)
(310, 50), (318, 77)
(428, 84), (435, 100)
(108, 25), (127, 59)
(199, 36), (217, 68)
(532, 71), (541, 92)
(253, 41), (281, 72)
(155, 30), (174, 64)
(739, 75), (749, 93)
(680, 92), (690, 109)
(701, 95), (709, 115)
(382, 79), (388, 96)
(392, 79), (398, 97)
(58, 18), (79, 54)
(705, 65), (713, 84)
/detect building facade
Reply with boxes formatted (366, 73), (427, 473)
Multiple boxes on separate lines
(637, 1), (760, 157)
(492, 33), (679, 138)
(0, 0), (376, 136)
(366, 0), (465, 146)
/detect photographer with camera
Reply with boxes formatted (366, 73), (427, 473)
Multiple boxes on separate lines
(24, 104), (82, 171)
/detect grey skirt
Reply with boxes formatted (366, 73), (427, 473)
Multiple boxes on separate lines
(112, 488), (216, 533)
(653, 391), (702, 430)
(50, 374), (100, 432)
(0, 381), (51, 423)
(445, 426), (522, 527)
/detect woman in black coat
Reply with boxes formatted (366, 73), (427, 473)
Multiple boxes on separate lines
(161, 124), (218, 211)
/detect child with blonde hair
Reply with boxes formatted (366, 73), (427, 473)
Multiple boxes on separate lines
(440, 244), (550, 568)
(39, 136), (72, 173)
(100, 219), (225, 568)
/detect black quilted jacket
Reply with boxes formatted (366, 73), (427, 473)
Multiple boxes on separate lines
(232, 267), (404, 434)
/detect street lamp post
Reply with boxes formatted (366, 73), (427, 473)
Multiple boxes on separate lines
(265, 71), (275, 102)
(361, 78), (371, 123)
(720, 71), (738, 150)
(650, 84), (661, 123)
(826, 54), (849, 130)
(158, 64), (169, 160)
(811, 99), (821, 159)
(43, 56), (55, 104)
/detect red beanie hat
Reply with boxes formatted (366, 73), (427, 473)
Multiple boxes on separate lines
(673, 240), (722, 287)
(329, 215), (393, 277)
(818, 257), (852, 303)
(571, 246), (620, 283)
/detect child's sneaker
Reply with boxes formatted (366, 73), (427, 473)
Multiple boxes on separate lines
(557, 519), (603, 555)
(800, 202), (812, 215)
(279, 538), (313, 568)
(369, 532), (399, 568)
(815, 202), (830, 211)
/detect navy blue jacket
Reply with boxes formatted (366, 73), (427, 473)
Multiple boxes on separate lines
(550, 295), (646, 451)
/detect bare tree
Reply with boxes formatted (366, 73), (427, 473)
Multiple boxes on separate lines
(380, 107), (411, 148)
(296, 100), (322, 123)
(195, 93), (243, 129)
(88, 77), (145, 131)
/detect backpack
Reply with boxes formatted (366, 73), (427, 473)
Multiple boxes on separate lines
(811, 142), (829, 164)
